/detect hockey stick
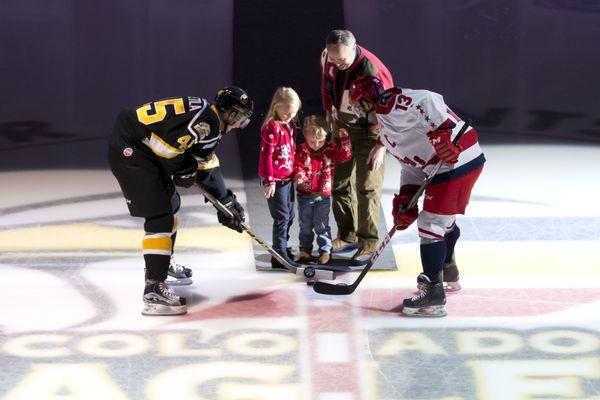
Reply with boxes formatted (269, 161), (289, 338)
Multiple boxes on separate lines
(313, 119), (472, 295)
(197, 184), (336, 282)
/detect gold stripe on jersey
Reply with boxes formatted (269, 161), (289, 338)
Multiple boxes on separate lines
(142, 233), (172, 256)
(136, 98), (186, 125)
(196, 154), (220, 170)
(142, 132), (184, 159)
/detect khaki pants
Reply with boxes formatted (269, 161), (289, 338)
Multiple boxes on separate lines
(332, 124), (385, 252)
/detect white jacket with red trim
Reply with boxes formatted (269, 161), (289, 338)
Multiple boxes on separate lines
(374, 87), (484, 186)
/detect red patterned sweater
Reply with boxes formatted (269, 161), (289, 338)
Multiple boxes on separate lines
(294, 136), (352, 196)
(258, 119), (297, 185)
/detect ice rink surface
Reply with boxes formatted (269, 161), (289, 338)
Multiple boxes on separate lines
(1, 138), (599, 399)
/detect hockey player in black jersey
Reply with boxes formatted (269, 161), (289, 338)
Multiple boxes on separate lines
(108, 86), (253, 315)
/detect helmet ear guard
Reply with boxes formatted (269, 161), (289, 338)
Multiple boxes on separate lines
(349, 76), (385, 117)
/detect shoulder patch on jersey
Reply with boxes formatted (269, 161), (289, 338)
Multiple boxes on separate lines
(192, 122), (211, 140)
(375, 88), (405, 115)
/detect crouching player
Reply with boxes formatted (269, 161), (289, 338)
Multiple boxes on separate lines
(108, 87), (253, 315)
(349, 77), (485, 317)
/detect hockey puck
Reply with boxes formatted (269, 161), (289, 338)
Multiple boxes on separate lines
(303, 267), (316, 278)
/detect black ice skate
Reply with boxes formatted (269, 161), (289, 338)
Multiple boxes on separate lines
(403, 275), (447, 317)
(142, 280), (187, 316)
(442, 254), (461, 292)
(416, 254), (461, 292)
(167, 258), (193, 286)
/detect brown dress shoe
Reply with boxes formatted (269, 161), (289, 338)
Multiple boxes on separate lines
(332, 238), (358, 253)
(351, 248), (374, 265)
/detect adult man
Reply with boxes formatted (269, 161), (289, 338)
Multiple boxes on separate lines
(321, 29), (393, 264)
(108, 87), (253, 315)
(349, 77), (485, 317)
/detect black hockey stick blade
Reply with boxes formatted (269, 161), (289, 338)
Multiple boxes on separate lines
(312, 225), (397, 295)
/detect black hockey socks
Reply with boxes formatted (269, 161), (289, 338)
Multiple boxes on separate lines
(444, 225), (460, 263)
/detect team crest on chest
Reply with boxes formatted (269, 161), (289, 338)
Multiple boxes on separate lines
(193, 122), (211, 139)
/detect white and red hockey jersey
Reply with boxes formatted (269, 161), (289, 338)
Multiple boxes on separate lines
(374, 87), (485, 187)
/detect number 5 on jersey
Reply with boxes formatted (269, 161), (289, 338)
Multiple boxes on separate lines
(136, 98), (185, 125)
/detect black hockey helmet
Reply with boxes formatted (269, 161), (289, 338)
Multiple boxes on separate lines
(215, 86), (254, 121)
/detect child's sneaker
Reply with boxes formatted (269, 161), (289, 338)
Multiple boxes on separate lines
(271, 251), (295, 270)
(318, 253), (331, 264)
(298, 250), (313, 263)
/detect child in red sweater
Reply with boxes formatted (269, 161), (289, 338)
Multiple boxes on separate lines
(258, 87), (302, 268)
(294, 115), (352, 264)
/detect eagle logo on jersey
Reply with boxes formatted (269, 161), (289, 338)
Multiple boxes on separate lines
(193, 122), (211, 140)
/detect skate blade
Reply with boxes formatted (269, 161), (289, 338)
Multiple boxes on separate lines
(402, 305), (447, 318)
(166, 277), (193, 286)
(142, 303), (187, 316)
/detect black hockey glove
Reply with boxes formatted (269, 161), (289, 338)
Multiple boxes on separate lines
(216, 190), (245, 233)
(173, 162), (198, 188)
(221, 190), (245, 222)
(217, 211), (244, 233)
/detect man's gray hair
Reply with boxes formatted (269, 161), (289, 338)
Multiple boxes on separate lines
(326, 29), (356, 47)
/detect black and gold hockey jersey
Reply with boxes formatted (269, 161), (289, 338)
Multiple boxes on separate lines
(121, 96), (224, 173)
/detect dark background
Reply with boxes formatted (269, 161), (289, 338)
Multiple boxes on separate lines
(1, 0), (599, 172)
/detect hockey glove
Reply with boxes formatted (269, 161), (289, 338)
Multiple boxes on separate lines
(392, 184), (419, 230)
(428, 129), (461, 164)
(222, 190), (245, 222)
(173, 161), (198, 188)
(216, 190), (245, 233)
(217, 211), (244, 233)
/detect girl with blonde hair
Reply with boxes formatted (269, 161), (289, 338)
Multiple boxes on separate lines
(258, 87), (302, 268)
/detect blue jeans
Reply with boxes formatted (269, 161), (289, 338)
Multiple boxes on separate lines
(266, 180), (295, 254)
(297, 194), (332, 255)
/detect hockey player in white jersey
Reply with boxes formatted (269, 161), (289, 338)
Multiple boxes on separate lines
(349, 76), (485, 317)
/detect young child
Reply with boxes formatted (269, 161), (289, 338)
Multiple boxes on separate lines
(258, 87), (302, 269)
(294, 115), (352, 264)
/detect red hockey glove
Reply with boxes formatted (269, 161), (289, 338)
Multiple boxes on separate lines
(392, 185), (419, 230)
(428, 129), (461, 164)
